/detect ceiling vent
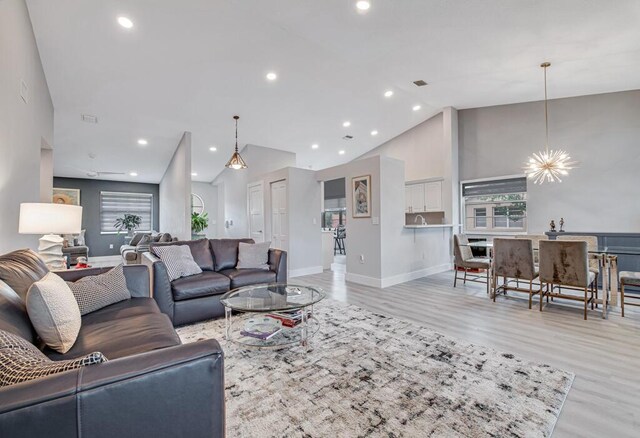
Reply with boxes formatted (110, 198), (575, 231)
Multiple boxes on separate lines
(413, 80), (428, 87)
(81, 114), (98, 123)
(342, 135), (353, 140)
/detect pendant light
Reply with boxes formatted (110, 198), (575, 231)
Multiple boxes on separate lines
(524, 62), (576, 184)
(225, 115), (248, 170)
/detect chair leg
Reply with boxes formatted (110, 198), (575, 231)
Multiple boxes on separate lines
(621, 282), (625, 317)
(486, 268), (490, 295)
(540, 283), (545, 311)
(594, 273), (599, 308)
(528, 280), (533, 309)
(453, 265), (458, 287)
(493, 273), (497, 302)
(463, 269), (467, 284)
(584, 287), (588, 320)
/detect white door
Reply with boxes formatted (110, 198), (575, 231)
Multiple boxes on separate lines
(270, 180), (288, 251)
(425, 181), (443, 211)
(247, 182), (265, 243)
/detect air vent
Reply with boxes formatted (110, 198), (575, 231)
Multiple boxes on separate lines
(81, 114), (98, 123)
(413, 80), (428, 87)
(342, 135), (353, 140)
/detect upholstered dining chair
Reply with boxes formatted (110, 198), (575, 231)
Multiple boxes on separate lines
(492, 238), (541, 309)
(539, 240), (597, 319)
(515, 234), (548, 264)
(556, 235), (600, 304)
(453, 234), (491, 294)
(619, 271), (640, 317)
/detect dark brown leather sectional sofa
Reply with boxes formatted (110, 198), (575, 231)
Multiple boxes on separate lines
(0, 258), (224, 438)
(144, 238), (287, 326)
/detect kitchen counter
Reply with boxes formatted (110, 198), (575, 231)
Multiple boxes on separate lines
(404, 224), (454, 229)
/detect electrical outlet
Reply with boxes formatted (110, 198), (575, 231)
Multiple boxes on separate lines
(313, 217), (317, 225)
(359, 254), (365, 264)
(109, 244), (114, 249)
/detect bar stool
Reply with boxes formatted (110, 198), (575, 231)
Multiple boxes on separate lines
(619, 271), (640, 317)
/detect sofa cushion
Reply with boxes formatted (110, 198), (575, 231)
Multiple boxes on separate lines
(45, 311), (180, 361)
(129, 232), (150, 246)
(171, 271), (230, 301)
(0, 329), (106, 387)
(26, 273), (81, 354)
(152, 239), (214, 271)
(210, 238), (254, 271)
(237, 241), (271, 270)
(0, 249), (49, 301)
(0, 279), (37, 343)
(152, 245), (203, 281)
(67, 264), (131, 315)
(81, 297), (162, 326)
(219, 268), (276, 289)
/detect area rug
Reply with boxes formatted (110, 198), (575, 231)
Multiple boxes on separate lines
(177, 299), (574, 438)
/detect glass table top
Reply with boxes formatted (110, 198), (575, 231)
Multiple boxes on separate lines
(220, 283), (325, 312)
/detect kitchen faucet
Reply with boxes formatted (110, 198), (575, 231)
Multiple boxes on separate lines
(414, 215), (427, 226)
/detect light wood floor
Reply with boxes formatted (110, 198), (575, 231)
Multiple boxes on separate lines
(295, 269), (640, 438)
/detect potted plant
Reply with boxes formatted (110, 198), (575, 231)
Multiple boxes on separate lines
(114, 213), (142, 239)
(191, 212), (209, 239)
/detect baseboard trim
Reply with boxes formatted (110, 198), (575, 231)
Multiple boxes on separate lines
(345, 273), (382, 288)
(381, 263), (452, 288)
(289, 265), (324, 278)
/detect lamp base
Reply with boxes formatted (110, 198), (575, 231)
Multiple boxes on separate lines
(38, 234), (66, 270)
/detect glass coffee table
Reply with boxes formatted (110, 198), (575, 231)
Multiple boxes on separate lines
(220, 283), (325, 349)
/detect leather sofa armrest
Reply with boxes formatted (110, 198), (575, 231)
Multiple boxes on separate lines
(0, 340), (225, 438)
(56, 265), (151, 298)
(268, 249), (287, 283)
(143, 252), (175, 323)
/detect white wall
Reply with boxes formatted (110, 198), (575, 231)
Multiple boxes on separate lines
(159, 132), (191, 239)
(191, 181), (218, 238)
(212, 144), (296, 238)
(39, 145), (53, 202)
(459, 90), (640, 233)
(0, 0), (54, 253)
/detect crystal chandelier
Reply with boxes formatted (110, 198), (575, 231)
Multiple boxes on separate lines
(524, 62), (576, 184)
(225, 115), (248, 170)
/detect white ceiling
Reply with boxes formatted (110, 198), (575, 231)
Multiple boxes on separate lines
(27, 0), (640, 184)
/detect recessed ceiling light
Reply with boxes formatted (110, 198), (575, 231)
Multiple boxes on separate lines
(209, 146), (217, 152)
(129, 172), (138, 177)
(117, 16), (133, 29)
(384, 90), (393, 98)
(343, 121), (351, 127)
(356, 1), (371, 11)
(266, 72), (277, 81)
(339, 150), (346, 155)
(412, 105), (422, 111)
(137, 138), (148, 145)
(311, 144), (319, 149)
(191, 172), (198, 177)
(371, 130), (378, 136)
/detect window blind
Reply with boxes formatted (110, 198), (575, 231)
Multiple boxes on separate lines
(462, 177), (527, 197)
(100, 191), (153, 233)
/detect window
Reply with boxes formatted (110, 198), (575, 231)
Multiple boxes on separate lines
(462, 177), (527, 233)
(100, 191), (153, 233)
(474, 208), (487, 228)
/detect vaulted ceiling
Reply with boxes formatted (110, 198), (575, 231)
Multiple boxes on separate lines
(27, 0), (640, 183)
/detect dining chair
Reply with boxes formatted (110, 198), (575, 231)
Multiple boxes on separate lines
(492, 238), (541, 309)
(453, 234), (491, 294)
(619, 271), (640, 317)
(515, 234), (548, 264)
(539, 240), (597, 319)
(556, 235), (600, 303)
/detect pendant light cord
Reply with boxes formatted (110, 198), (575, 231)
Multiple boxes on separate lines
(234, 116), (239, 153)
(543, 64), (549, 152)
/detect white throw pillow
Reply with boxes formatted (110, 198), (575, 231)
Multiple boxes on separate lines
(237, 241), (271, 270)
(152, 245), (203, 281)
(66, 265), (131, 315)
(26, 273), (81, 354)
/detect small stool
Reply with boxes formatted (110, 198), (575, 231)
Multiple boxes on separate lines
(619, 271), (640, 317)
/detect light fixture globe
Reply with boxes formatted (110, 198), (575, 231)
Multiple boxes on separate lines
(524, 62), (577, 184)
(225, 115), (247, 170)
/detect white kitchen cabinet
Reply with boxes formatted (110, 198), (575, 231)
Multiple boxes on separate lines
(405, 180), (443, 213)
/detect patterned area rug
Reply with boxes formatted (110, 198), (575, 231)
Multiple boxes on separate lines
(177, 299), (574, 437)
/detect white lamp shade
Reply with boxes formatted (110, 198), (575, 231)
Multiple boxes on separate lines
(19, 203), (83, 234)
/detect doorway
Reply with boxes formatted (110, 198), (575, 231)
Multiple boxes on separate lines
(270, 180), (288, 251)
(247, 181), (265, 243)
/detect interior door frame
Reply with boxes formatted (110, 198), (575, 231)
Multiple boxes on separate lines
(247, 180), (265, 243)
(270, 179), (288, 252)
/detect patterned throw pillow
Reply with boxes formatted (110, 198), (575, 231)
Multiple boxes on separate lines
(152, 245), (203, 281)
(26, 273), (82, 354)
(237, 241), (272, 270)
(0, 329), (106, 387)
(66, 265), (131, 315)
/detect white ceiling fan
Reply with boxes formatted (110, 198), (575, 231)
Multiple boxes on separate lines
(70, 153), (127, 178)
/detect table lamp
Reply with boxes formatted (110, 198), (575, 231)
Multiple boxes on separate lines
(19, 203), (83, 270)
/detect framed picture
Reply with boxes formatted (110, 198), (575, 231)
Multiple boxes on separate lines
(352, 175), (371, 218)
(53, 188), (80, 206)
